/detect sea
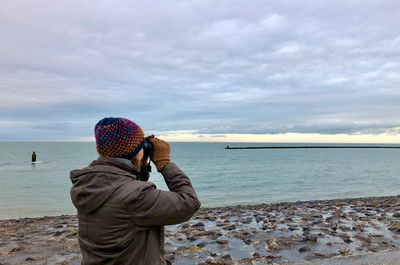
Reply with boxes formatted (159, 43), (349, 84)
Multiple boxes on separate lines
(1, 142), (400, 220)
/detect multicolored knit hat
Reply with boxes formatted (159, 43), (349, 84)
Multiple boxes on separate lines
(95, 117), (145, 160)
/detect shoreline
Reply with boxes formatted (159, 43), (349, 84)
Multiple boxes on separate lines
(1, 195), (400, 264)
(2, 193), (400, 221)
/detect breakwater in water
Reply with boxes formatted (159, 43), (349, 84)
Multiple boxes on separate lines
(225, 146), (400, 149)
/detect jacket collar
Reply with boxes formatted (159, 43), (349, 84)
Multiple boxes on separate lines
(95, 156), (139, 174)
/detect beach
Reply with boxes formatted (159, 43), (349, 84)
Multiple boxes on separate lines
(1, 195), (400, 265)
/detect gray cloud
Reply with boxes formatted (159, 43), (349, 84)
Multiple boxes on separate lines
(0, 0), (399, 140)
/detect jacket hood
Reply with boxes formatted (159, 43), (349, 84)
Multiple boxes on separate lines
(70, 156), (138, 213)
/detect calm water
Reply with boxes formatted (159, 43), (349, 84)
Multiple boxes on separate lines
(0, 142), (400, 219)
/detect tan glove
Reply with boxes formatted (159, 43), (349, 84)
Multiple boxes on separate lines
(148, 137), (171, 172)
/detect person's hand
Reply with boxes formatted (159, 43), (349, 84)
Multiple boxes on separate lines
(148, 136), (171, 172)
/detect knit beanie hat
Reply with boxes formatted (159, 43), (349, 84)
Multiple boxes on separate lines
(95, 117), (145, 160)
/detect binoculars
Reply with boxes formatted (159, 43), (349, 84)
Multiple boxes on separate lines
(143, 138), (153, 157)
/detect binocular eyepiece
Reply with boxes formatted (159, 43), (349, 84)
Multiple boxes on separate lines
(143, 138), (153, 157)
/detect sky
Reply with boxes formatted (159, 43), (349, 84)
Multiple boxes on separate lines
(1, 0), (400, 142)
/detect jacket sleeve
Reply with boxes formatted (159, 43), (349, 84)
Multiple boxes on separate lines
(132, 163), (201, 227)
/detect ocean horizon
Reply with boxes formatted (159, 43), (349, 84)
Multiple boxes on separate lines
(1, 141), (400, 220)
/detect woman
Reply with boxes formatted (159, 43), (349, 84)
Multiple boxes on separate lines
(70, 117), (200, 265)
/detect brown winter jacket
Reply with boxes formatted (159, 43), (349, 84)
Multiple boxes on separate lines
(70, 156), (201, 265)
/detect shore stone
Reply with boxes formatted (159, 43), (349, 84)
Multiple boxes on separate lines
(237, 258), (253, 265)
(203, 256), (233, 265)
(264, 253), (282, 259)
(193, 229), (222, 239)
(9, 245), (25, 253)
(255, 216), (263, 223)
(54, 230), (66, 236)
(192, 222), (205, 228)
(303, 233), (318, 243)
(180, 223), (190, 229)
(343, 237), (353, 244)
(369, 233), (383, 238)
(388, 223), (400, 232)
(339, 249), (351, 256)
(181, 245), (203, 252)
(216, 239), (228, 245)
(222, 224), (236, 231)
(196, 242), (209, 247)
(298, 246), (311, 252)
(265, 238), (282, 251)
(221, 254), (232, 260)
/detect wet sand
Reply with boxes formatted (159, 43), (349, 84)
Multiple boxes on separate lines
(1, 195), (400, 265)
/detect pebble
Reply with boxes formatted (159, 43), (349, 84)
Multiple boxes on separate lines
(203, 256), (233, 265)
(388, 223), (400, 232)
(54, 230), (66, 236)
(246, 238), (258, 245)
(191, 222), (205, 228)
(255, 216), (263, 223)
(339, 249), (351, 255)
(368, 233), (383, 237)
(180, 223), (190, 229)
(298, 246), (311, 252)
(303, 234), (318, 243)
(222, 224), (236, 231)
(196, 242), (208, 247)
(9, 245), (25, 253)
(216, 239), (229, 245)
(265, 238), (282, 251)
(221, 254), (232, 260)
(343, 237), (353, 244)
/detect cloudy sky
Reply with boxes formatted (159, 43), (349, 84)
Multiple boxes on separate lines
(1, 0), (399, 142)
